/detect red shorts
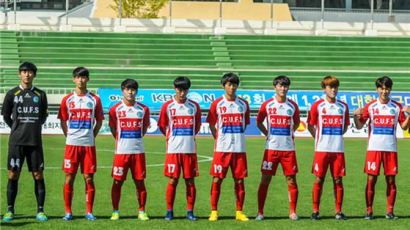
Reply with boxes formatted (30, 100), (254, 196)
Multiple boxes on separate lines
(63, 145), (96, 174)
(312, 152), (345, 178)
(364, 151), (398, 176)
(261, 150), (298, 176)
(210, 152), (247, 179)
(112, 154), (146, 181)
(164, 153), (198, 179)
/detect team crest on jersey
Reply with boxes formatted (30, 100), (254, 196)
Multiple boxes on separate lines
(136, 111), (143, 118)
(33, 96), (39, 103)
(287, 109), (292, 115)
(187, 108), (193, 115)
(237, 106), (243, 112)
(338, 109), (343, 114)
(87, 102), (93, 109)
(390, 109), (395, 115)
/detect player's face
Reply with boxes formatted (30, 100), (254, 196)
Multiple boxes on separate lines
(175, 87), (188, 102)
(323, 85), (338, 101)
(275, 83), (289, 98)
(73, 75), (89, 89)
(377, 85), (391, 102)
(19, 70), (35, 86)
(122, 87), (137, 103)
(224, 82), (238, 97)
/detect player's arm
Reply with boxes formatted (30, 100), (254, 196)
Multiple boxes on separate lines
(58, 97), (69, 137)
(399, 106), (410, 130)
(209, 124), (217, 139)
(1, 92), (13, 128)
(293, 104), (301, 132)
(39, 91), (49, 125)
(108, 107), (117, 138)
(256, 121), (268, 137)
(256, 104), (268, 136)
(109, 126), (116, 138)
(206, 102), (218, 139)
(353, 108), (365, 130)
(93, 120), (102, 137)
(307, 104), (317, 138)
(342, 106), (350, 134)
(93, 98), (105, 137)
(142, 107), (150, 136)
(307, 124), (316, 138)
(60, 120), (68, 137)
(158, 104), (168, 136)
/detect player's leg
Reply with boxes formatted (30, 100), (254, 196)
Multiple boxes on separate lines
(232, 153), (248, 221)
(164, 154), (181, 220)
(330, 153), (346, 220)
(111, 179), (124, 220)
(27, 145), (47, 221)
(182, 154), (198, 220)
(131, 154), (148, 220)
(311, 152), (329, 220)
(282, 151), (299, 220)
(257, 173), (272, 220)
(165, 177), (178, 220)
(110, 154), (129, 220)
(62, 145), (79, 220)
(3, 145), (24, 221)
(364, 151), (381, 219)
(82, 146), (97, 220)
(209, 152), (229, 221)
(384, 151), (398, 219)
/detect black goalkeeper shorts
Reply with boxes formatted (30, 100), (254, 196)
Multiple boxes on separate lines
(8, 144), (44, 172)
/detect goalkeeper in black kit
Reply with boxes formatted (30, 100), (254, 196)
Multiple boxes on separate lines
(1, 62), (49, 221)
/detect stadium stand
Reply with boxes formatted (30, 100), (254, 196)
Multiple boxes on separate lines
(1, 31), (410, 92)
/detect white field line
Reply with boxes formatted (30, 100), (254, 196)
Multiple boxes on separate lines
(0, 150), (213, 170)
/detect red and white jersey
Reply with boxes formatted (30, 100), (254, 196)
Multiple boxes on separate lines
(359, 98), (406, 152)
(109, 101), (150, 154)
(308, 99), (350, 152)
(158, 98), (201, 154)
(257, 98), (300, 151)
(206, 95), (250, 153)
(58, 91), (104, 146)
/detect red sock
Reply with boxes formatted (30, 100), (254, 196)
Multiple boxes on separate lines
(86, 183), (95, 213)
(288, 184), (298, 214)
(136, 182), (147, 211)
(366, 179), (376, 213)
(312, 182), (322, 213)
(166, 183), (177, 210)
(210, 181), (221, 210)
(234, 182), (245, 211)
(257, 183), (269, 214)
(334, 183), (343, 213)
(386, 180), (396, 213)
(111, 182), (122, 211)
(186, 183), (196, 211)
(63, 184), (73, 214)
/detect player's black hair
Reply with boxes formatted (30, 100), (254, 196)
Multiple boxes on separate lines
(221, 72), (240, 86)
(19, 62), (37, 75)
(375, 76), (393, 89)
(273, 75), (291, 86)
(121, 78), (139, 90)
(174, 76), (191, 90)
(72, 67), (89, 78)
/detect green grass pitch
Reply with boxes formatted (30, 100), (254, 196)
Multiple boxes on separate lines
(1, 135), (410, 229)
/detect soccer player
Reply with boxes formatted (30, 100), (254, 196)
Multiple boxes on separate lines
(109, 79), (150, 221)
(353, 76), (410, 220)
(58, 67), (104, 221)
(307, 76), (349, 220)
(1, 62), (48, 222)
(158, 76), (201, 221)
(207, 73), (250, 222)
(255, 75), (300, 221)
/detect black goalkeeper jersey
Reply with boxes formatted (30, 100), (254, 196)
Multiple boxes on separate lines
(1, 85), (48, 146)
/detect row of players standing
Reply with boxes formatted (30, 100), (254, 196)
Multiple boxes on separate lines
(2, 62), (410, 222)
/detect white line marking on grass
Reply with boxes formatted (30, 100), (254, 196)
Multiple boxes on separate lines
(0, 151), (213, 170)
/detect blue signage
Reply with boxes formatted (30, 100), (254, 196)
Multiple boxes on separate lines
(98, 89), (410, 113)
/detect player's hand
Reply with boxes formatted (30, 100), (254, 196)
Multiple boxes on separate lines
(354, 108), (363, 116)
(403, 105), (410, 114)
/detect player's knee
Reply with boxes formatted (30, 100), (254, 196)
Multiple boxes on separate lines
(234, 178), (244, 184)
(169, 178), (178, 185)
(32, 171), (44, 180)
(8, 171), (20, 180)
(185, 178), (194, 185)
(333, 177), (343, 185)
(314, 177), (324, 185)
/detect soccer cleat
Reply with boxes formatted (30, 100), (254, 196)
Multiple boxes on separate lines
(364, 212), (374, 220)
(235, 211), (249, 221)
(186, 210), (197, 221)
(85, 212), (97, 221)
(36, 212), (48, 221)
(164, 210), (173, 221)
(385, 212), (398, 220)
(255, 213), (264, 221)
(335, 212), (346, 220)
(138, 210), (149, 221)
(62, 213), (73, 221)
(289, 213), (300, 221)
(2, 211), (14, 222)
(311, 212), (320, 220)
(208, 210), (218, 221)
(110, 210), (120, 221)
